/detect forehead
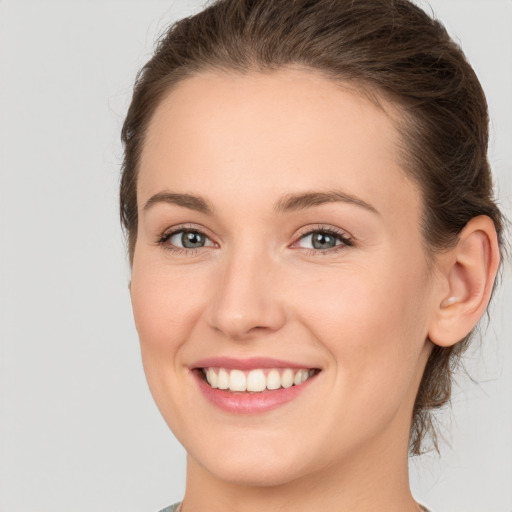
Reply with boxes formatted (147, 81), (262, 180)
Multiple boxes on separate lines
(138, 67), (420, 224)
(142, 67), (398, 169)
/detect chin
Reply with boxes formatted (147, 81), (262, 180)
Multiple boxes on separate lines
(186, 435), (317, 488)
(201, 455), (310, 488)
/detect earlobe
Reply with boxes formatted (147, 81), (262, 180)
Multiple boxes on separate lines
(428, 216), (500, 347)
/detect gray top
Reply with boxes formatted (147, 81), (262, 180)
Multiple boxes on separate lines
(159, 502), (431, 511)
(159, 504), (180, 512)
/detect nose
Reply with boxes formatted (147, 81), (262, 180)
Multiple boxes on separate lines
(206, 247), (287, 341)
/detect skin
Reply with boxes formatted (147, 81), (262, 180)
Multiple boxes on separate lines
(129, 67), (497, 512)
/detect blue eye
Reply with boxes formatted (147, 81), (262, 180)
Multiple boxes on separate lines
(160, 229), (215, 251)
(296, 229), (353, 251)
(170, 230), (208, 248)
(157, 226), (351, 254)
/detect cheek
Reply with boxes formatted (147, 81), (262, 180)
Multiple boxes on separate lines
(294, 255), (431, 402)
(129, 256), (213, 408)
(130, 259), (207, 350)
(301, 259), (428, 336)
(129, 255), (212, 423)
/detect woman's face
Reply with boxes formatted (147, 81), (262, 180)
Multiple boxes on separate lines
(131, 68), (437, 486)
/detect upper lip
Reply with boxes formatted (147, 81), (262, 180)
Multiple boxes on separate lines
(191, 357), (320, 371)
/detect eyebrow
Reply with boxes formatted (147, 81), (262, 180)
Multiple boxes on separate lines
(274, 190), (379, 215)
(143, 189), (378, 215)
(143, 192), (213, 214)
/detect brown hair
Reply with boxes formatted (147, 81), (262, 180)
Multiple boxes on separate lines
(120, 0), (504, 455)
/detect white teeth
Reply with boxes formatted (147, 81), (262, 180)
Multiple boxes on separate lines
(207, 368), (218, 388)
(266, 369), (281, 390)
(281, 368), (294, 388)
(246, 369), (267, 392)
(217, 368), (229, 390)
(229, 369), (247, 391)
(203, 367), (316, 392)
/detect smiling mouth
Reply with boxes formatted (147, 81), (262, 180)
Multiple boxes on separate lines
(198, 367), (321, 393)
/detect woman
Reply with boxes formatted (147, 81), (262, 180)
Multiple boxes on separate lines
(120, 1), (504, 511)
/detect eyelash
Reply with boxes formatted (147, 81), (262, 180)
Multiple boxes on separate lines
(156, 224), (215, 256)
(293, 225), (354, 256)
(156, 224), (354, 256)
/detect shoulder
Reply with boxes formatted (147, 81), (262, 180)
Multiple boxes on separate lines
(158, 503), (181, 512)
(158, 503), (433, 512)
(157, 504), (433, 512)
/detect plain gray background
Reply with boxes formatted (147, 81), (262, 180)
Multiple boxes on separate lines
(0, 1), (510, 511)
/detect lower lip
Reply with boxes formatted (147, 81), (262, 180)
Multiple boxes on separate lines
(192, 370), (319, 414)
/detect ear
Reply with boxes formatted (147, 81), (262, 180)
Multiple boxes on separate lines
(428, 215), (500, 347)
